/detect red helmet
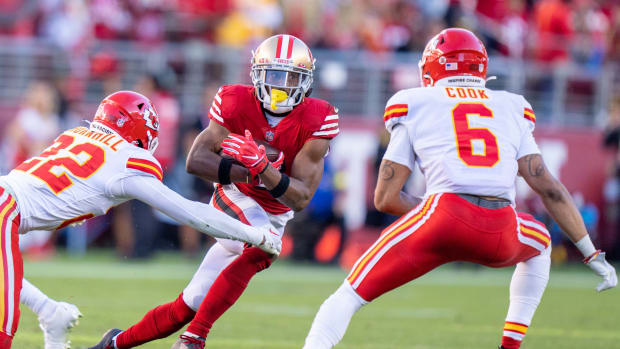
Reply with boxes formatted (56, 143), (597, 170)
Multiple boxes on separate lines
(92, 91), (160, 153)
(418, 28), (488, 87)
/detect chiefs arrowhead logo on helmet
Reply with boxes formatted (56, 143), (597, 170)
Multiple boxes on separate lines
(92, 90), (160, 154)
(142, 106), (159, 131)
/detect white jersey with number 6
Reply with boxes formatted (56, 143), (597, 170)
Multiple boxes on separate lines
(382, 85), (540, 203)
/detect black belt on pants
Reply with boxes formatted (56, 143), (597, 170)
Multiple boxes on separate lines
(457, 193), (511, 209)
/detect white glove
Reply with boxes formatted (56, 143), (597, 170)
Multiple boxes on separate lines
(584, 251), (618, 292)
(255, 226), (282, 256)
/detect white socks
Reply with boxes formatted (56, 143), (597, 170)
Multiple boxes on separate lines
(182, 242), (239, 311)
(304, 282), (368, 349)
(20, 278), (58, 321)
(503, 247), (551, 342)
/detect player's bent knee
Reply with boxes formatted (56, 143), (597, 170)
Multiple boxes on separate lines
(242, 247), (273, 272)
(173, 293), (196, 322)
(215, 238), (244, 255)
(182, 290), (204, 312)
(0, 331), (12, 349)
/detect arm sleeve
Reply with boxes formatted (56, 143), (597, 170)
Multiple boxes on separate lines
(517, 98), (541, 159)
(309, 105), (339, 140)
(383, 91), (410, 133)
(208, 86), (226, 126)
(125, 155), (164, 181)
(382, 124), (416, 171)
(109, 175), (264, 245)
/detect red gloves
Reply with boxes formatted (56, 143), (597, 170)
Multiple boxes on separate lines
(221, 130), (284, 184)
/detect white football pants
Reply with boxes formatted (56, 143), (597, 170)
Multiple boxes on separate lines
(182, 184), (292, 310)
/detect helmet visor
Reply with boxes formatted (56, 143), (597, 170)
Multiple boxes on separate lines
(264, 70), (302, 88)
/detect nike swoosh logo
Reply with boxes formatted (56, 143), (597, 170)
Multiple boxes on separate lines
(242, 155), (259, 160)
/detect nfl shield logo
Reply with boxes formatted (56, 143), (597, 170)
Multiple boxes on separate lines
(265, 131), (274, 142)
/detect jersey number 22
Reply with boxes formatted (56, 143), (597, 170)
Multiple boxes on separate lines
(15, 134), (105, 194)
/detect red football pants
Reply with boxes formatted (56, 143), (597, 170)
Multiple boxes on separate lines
(0, 187), (23, 349)
(347, 193), (550, 302)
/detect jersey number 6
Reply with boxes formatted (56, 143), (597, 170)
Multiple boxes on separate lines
(15, 134), (105, 194)
(451, 103), (499, 168)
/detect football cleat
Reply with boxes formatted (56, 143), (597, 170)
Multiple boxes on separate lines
(88, 328), (122, 349)
(171, 334), (206, 349)
(39, 302), (82, 349)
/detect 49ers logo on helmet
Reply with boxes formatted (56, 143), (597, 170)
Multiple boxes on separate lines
(142, 107), (159, 131)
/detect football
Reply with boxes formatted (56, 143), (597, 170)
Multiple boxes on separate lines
(220, 138), (282, 163)
(256, 139), (282, 162)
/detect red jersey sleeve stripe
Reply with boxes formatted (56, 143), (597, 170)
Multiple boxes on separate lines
(214, 89), (222, 106)
(324, 114), (339, 121)
(524, 108), (534, 114)
(523, 114), (536, 123)
(209, 108), (224, 123)
(319, 123), (338, 130)
(127, 158), (163, 181)
(312, 129), (339, 137)
(385, 104), (408, 112)
(211, 101), (221, 115)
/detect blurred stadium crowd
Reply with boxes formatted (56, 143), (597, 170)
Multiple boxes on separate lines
(1, 0), (619, 61)
(0, 0), (619, 264)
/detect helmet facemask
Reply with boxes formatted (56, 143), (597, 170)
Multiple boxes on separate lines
(251, 62), (313, 114)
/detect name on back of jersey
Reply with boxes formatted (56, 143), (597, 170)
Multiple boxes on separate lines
(69, 127), (124, 151)
(444, 87), (489, 99)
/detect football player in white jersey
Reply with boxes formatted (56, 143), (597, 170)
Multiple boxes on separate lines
(0, 91), (281, 349)
(304, 28), (617, 349)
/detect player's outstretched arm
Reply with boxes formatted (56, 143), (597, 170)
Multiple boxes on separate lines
(186, 121), (252, 183)
(114, 175), (281, 255)
(518, 154), (617, 291)
(374, 160), (420, 216)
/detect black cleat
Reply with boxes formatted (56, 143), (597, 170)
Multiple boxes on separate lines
(89, 328), (123, 349)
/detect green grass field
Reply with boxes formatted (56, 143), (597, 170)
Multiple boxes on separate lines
(13, 251), (620, 349)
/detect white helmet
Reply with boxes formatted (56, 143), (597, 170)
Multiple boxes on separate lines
(250, 34), (315, 113)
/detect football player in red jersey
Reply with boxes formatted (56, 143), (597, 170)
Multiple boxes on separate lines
(0, 91), (281, 349)
(90, 34), (339, 349)
(303, 28), (617, 349)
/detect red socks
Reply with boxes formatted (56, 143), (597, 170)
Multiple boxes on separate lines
(115, 293), (195, 349)
(501, 336), (522, 349)
(185, 247), (272, 338)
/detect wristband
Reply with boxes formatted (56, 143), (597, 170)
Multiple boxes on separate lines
(258, 162), (270, 175)
(575, 235), (597, 258)
(583, 250), (601, 264)
(268, 173), (290, 198)
(218, 157), (234, 185)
